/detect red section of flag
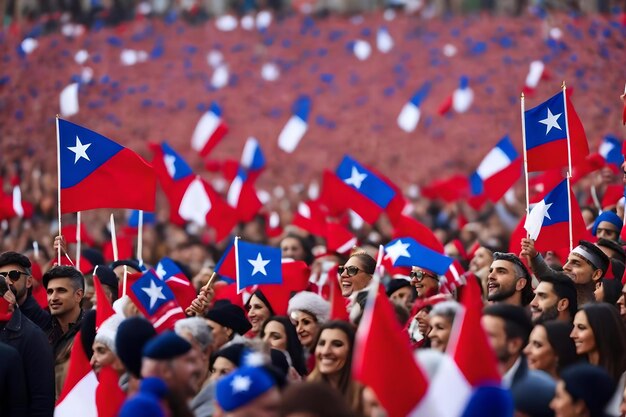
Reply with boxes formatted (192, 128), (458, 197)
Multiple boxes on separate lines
(93, 273), (115, 329)
(95, 366), (126, 417)
(353, 286), (428, 417)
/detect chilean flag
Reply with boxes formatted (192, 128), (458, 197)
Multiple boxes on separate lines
(190, 102), (229, 157)
(58, 119), (156, 214)
(598, 135), (624, 173)
(524, 179), (587, 252)
(240, 137), (266, 175)
(292, 200), (328, 236)
(414, 276), (500, 417)
(149, 141), (194, 194)
(128, 269), (186, 333)
(277, 95), (311, 153)
(524, 90), (589, 172)
(397, 82), (431, 133)
(235, 239), (283, 293)
(438, 76), (474, 115)
(353, 285), (428, 417)
(155, 257), (197, 310)
(54, 331), (98, 417)
(384, 237), (453, 275)
(469, 136), (521, 202)
(226, 168), (262, 222)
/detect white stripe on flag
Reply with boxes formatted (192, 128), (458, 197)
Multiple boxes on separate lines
(191, 111), (221, 152)
(60, 83), (79, 117)
(397, 103), (421, 133)
(153, 307), (184, 329)
(278, 116), (307, 153)
(54, 371), (98, 417)
(179, 178), (211, 226)
(227, 176), (243, 208)
(476, 146), (510, 179)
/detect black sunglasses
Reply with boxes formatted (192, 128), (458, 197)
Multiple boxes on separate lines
(338, 265), (362, 277)
(0, 270), (28, 282)
(409, 270), (437, 282)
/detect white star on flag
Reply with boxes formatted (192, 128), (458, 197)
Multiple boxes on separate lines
(524, 200), (553, 240)
(68, 136), (92, 164)
(141, 279), (167, 309)
(155, 263), (167, 279)
(248, 252), (270, 276)
(539, 108), (562, 135)
(385, 239), (411, 264)
(344, 166), (367, 189)
(231, 375), (252, 393)
(164, 154), (177, 178)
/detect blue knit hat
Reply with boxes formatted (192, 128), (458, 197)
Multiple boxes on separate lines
(561, 364), (615, 417)
(143, 331), (191, 360)
(115, 317), (157, 378)
(592, 211), (622, 236)
(511, 370), (556, 417)
(216, 366), (276, 411)
(119, 377), (168, 417)
(461, 384), (514, 417)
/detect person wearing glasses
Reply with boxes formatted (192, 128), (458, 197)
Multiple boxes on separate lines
(487, 252), (534, 307)
(0, 251), (55, 417)
(338, 251), (376, 324)
(409, 267), (441, 299)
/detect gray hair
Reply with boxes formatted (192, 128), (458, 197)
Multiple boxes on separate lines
(174, 317), (213, 351)
(430, 301), (462, 322)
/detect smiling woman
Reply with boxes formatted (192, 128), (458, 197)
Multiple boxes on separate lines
(308, 321), (363, 414)
(260, 316), (308, 377)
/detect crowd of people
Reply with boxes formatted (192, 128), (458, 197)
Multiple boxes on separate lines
(1, 149), (626, 416)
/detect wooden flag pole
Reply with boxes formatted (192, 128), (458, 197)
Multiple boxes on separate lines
(562, 81), (574, 251)
(56, 116), (62, 265)
(110, 213), (118, 262)
(137, 210), (144, 266)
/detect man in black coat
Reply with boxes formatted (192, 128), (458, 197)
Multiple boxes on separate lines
(0, 342), (28, 417)
(0, 252), (56, 416)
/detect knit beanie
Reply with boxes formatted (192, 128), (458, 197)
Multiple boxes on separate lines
(561, 364), (616, 417)
(511, 370), (556, 417)
(460, 384), (514, 417)
(287, 291), (330, 323)
(115, 317), (157, 378)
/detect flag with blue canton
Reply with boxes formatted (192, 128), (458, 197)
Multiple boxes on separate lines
(235, 239), (282, 293)
(159, 142), (194, 180)
(384, 237), (453, 275)
(130, 269), (178, 316)
(336, 155), (396, 209)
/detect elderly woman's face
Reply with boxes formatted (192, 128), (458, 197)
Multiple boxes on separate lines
(90, 342), (124, 375)
(290, 311), (319, 349)
(428, 315), (453, 352)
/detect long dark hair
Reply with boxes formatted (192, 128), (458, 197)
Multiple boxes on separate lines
(541, 320), (581, 375)
(260, 316), (308, 376)
(582, 303), (626, 382)
(308, 321), (358, 398)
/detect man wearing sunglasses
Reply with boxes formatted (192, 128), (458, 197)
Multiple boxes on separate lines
(0, 251), (55, 417)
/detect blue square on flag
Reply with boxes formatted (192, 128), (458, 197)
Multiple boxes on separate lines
(384, 237), (452, 275)
(131, 270), (177, 315)
(236, 240), (282, 292)
(155, 257), (185, 281)
(335, 155), (396, 209)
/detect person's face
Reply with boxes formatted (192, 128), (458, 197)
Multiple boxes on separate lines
(290, 311), (319, 349)
(90, 342), (124, 375)
(523, 325), (557, 375)
(487, 260), (520, 302)
(594, 281), (605, 302)
(390, 286), (414, 311)
(262, 320), (288, 351)
(596, 221), (619, 242)
(315, 328), (350, 376)
(428, 315), (453, 352)
(410, 268), (439, 298)
(550, 381), (580, 417)
(280, 237), (306, 261)
(481, 315), (513, 364)
(210, 356), (236, 382)
(563, 253), (596, 285)
(570, 310), (596, 356)
(415, 308), (431, 335)
(247, 294), (271, 334)
(0, 264), (32, 303)
(232, 387), (281, 417)
(169, 348), (204, 398)
(617, 283), (626, 322)
(339, 258), (372, 297)
(530, 281), (560, 323)
(47, 278), (83, 318)
(362, 386), (386, 417)
(470, 247), (493, 273)
(205, 319), (232, 351)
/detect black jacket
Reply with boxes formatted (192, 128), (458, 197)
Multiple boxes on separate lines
(0, 308), (55, 417)
(0, 342), (28, 417)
